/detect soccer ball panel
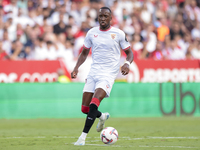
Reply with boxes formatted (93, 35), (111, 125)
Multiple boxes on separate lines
(100, 127), (118, 145)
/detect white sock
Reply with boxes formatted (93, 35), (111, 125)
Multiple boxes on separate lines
(80, 132), (87, 140)
(99, 113), (105, 120)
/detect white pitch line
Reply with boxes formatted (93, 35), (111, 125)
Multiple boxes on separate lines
(54, 136), (200, 140)
(78, 143), (198, 149)
(139, 145), (198, 149)
(1, 136), (199, 149)
(1, 136), (46, 139)
(147, 136), (199, 139)
(84, 144), (108, 147)
(1, 136), (200, 140)
(72, 143), (198, 149)
(85, 144), (122, 147)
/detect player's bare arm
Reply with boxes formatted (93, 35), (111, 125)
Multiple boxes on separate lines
(121, 48), (133, 75)
(71, 47), (90, 79)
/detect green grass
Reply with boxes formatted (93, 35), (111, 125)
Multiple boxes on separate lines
(0, 117), (200, 150)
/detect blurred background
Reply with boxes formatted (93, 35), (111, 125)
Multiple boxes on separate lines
(0, 0), (200, 61)
(0, 0), (200, 118)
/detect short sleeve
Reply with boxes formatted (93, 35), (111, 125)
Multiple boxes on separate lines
(83, 30), (92, 49)
(119, 30), (130, 50)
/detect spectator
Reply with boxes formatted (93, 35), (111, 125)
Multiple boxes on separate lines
(53, 13), (67, 34)
(190, 39), (200, 59)
(4, 0), (19, 18)
(56, 33), (66, 52)
(141, 24), (157, 56)
(131, 33), (143, 60)
(5, 15), (16, 42)
(162, 35), (171, 59)
(186, 48), (194, 60)
(191, 22), (200, 40)
(179, 33), (192, 54)
(149, 41), (164, 60)
(140, 2), (152, 25)
(66, 25), (75, 46)
(34, 36), (49, 60)
(169, 21), (184, 40)
(45, 40), (57, 60)
(166, 0), (178, 21)
(155, 1), (166, 21)
(0, 0), (199, 61)
(2, 30), (12, 54)
(10, 40), (24, 60)
(68, 15), (79, 35)
(166, 39), (185, 60)
(185, 0), (200, 22)
(157, 17), (170, 42)
(17, 0), (28, 15)
(50, 4), (68, 25)
(0, 40), (9, 60)
(27, 0), (37, 11)
(57, 38), (74, 63)
(120, 8), (134, 36)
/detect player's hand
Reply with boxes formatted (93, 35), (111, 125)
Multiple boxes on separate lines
(71, 69), (78, 79)
(121, 63), (130, 76)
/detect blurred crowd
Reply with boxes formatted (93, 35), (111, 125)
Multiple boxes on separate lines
(0, 0), (200, 61)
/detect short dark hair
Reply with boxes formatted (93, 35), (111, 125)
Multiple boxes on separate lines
(100, 7), (112, 14)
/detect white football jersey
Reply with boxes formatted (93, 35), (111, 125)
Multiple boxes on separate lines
(83, 26), (130, 79)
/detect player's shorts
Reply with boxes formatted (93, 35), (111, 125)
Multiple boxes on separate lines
(83, 75), (115, 97)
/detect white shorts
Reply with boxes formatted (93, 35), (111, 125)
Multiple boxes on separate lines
(83, 75), (115, 97)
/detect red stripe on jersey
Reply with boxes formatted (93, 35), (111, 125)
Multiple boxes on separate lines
(83, 45), (90, 49)
(122, 46), (130, 51)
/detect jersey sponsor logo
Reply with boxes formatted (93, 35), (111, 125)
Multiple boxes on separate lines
(111, 34), (116, 39)
(94, 35), (98, 38)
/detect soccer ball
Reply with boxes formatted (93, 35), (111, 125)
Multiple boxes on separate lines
(100, 127), (118, 145)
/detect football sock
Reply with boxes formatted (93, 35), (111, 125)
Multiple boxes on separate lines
(96, 110), (102, 118)
(81, 105), (102, 117)
(83, 104), (98, 133)
(80, 132), (87, 140)
(99, 113), (105, 120)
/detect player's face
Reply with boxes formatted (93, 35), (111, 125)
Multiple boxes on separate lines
(98, 9), (111, 29)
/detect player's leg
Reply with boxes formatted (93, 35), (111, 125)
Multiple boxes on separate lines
(81, 92), (93, 114)
(82, 88), (106, 134)
(81, 92), (102, 118)
(74, 92), (93, 145)
(74, 88), (106, 145)
(74, 90), (105, 145)
(74, 76), (103, 145)
(95, 78), (114, 132)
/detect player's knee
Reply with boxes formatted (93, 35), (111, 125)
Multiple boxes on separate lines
(81, 105), (89, 114)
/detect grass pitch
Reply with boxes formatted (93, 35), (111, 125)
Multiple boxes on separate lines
(0, 117), (200, 150)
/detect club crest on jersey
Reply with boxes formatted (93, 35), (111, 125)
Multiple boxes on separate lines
(111, 34), (116, 39)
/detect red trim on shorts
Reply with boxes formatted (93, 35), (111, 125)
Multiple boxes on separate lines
(83, 45), (90, 49)
(90, 97), (100, 107)
(122, 46), (130, 51)
(81, 105), (90, 113)
(99, 26), (112, 31)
